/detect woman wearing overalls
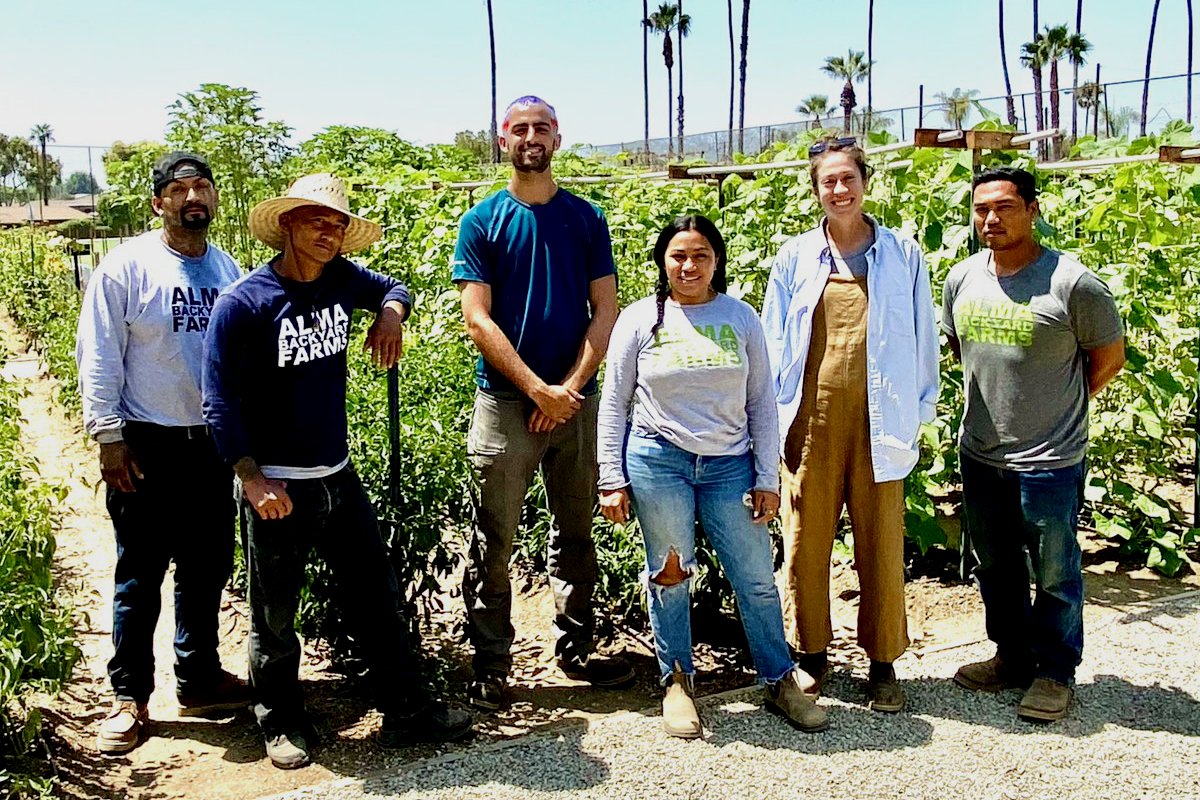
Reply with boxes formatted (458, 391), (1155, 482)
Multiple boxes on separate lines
(760, 137), (939, 712)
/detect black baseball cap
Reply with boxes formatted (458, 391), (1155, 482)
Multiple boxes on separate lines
(152, 151), (214, 196)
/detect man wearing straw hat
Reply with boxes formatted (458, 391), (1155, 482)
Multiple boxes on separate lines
(453, 95), (631, 711)
(77, 151), (250, 755)
(202, 173), (472, 769)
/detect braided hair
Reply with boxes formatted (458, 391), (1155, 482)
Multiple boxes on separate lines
(649, 214), (728, 339)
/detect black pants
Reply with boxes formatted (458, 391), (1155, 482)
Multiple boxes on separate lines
(241, 464), (428, 734)
(106, 422), (235, 703)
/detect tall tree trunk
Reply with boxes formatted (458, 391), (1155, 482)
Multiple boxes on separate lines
(842, 81), (853, 134)
(1049, 60), (1061, 130)
(1188, 0), (1194, 123)
(666, 55), (674, 158)
(643, 0), (650, 158)
(867, 0), (875, 134)
(1071, 0), (1082, 141)
(1033, 0), (1046, 157)
(1142, 0), (1162, 136)
(727, 0), (734, 160)
(487, 0), (500, 163)
(39, 141), (48, 206)
(677, 0), (685, 156)
(737, 0), (750, 155)
(999, 0), (1017, 125)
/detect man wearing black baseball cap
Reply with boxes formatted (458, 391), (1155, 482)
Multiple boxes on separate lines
(76, 150), (249, 754)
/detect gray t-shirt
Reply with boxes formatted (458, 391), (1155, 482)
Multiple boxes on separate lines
(597, 292), (779, 491)
(941, 247), (1123, 470)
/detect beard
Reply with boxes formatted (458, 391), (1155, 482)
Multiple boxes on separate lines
(512, 147), (552, 173)
(179, 206), (212, 231)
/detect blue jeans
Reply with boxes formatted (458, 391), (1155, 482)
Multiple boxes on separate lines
(626, 434), (794, 685)
(960, 451), (1086, 685)
(106, 422), (234, 703)
(241, 465), (427, 734)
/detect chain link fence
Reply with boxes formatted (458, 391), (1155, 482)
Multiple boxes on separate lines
(578, 72), (1198, 164)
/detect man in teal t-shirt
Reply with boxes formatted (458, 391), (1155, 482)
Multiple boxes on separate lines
(452, 95), (631, 711)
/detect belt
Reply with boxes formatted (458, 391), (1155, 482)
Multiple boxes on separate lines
(124, 421), (211, 440)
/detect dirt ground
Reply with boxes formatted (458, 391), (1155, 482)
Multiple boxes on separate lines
(2, 313), (1196, 800)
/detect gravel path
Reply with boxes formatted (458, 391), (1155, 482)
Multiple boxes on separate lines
(265, 592), (1200, 800)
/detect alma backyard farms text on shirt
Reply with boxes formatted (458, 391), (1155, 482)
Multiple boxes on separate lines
(276, 303), (351, 367)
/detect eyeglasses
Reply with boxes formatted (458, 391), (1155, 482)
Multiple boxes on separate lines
(808, 136), (858, 157)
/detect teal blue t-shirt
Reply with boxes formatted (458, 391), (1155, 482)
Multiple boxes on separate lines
(452, 188), (617, 393)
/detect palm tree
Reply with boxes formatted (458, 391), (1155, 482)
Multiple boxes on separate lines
(643, 0), (651, 158)
(821, 50), (872, 134)
(1141, 0), (1162, 136)
(867, 0), (876, 134)
(486, 0), (500, 163)
(29, 124), (53, 206)
(998, 0), (1018, 125)
(795, 95), (830, 130)
(936, 88), (983, 129)
(737, 0), (751, 155)
(645, 3), (687, 158)
(727, 0), (735, 159)
(1040, 25), (1072, 146)
(1075, 81), (1103, 137)
(675, 0), (691, 157)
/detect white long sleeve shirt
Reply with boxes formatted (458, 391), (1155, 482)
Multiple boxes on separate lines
(760, 220), (940, 482)
(75, 230), (239, 442)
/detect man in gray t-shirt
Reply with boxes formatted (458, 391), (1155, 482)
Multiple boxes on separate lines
(942, 167), (1125, 724)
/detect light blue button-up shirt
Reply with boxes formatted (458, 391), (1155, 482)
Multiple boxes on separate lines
(760, 219), (939, 482)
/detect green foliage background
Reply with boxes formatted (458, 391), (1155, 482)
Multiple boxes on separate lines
(0, 102), (1196, 675)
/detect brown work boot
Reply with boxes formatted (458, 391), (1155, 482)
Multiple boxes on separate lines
(96, 699), (149, 755)
(662, 670), (701, 739)
(866, 661), (906, 713)
(765, 668), (829, 732)
(1017, 677), (1073, 722)
(177, 669), (252, 717)
(954, 654), (1034, 693)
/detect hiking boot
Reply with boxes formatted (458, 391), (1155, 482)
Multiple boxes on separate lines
(662, 670), (701, 739)
(765, 669), (829, 733)
(954, 654), (1034, 693)
(466, 672), (507, 712)
(866, 662), (906, 713)
(177, 669), (252, 717)
(1017, 677), (1073, 722)
(96, 699), (148, 755)
(379, 700), (475, 747)
(265, 730), (310, 770)
(558, 652), (636, 689)
(794, 651), (830, 699)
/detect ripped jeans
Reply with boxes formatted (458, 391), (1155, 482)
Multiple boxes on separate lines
(626, 434), (794, 686)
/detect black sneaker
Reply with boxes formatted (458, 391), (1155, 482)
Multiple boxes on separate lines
(466, 673), (507, 712)
(558, 653), (636, 689)
(379, 700), (474, 747)
(177, 670), (252, 718)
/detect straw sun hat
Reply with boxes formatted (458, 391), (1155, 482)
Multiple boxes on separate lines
(249, 173), (381, 254)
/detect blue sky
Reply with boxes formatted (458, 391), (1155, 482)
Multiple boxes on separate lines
(3, 0), (1193, 179)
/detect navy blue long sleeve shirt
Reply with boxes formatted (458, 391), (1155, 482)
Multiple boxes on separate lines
(202, 255), (410, 479)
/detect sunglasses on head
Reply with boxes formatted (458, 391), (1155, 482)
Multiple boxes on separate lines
(808, 136), (858, 157)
